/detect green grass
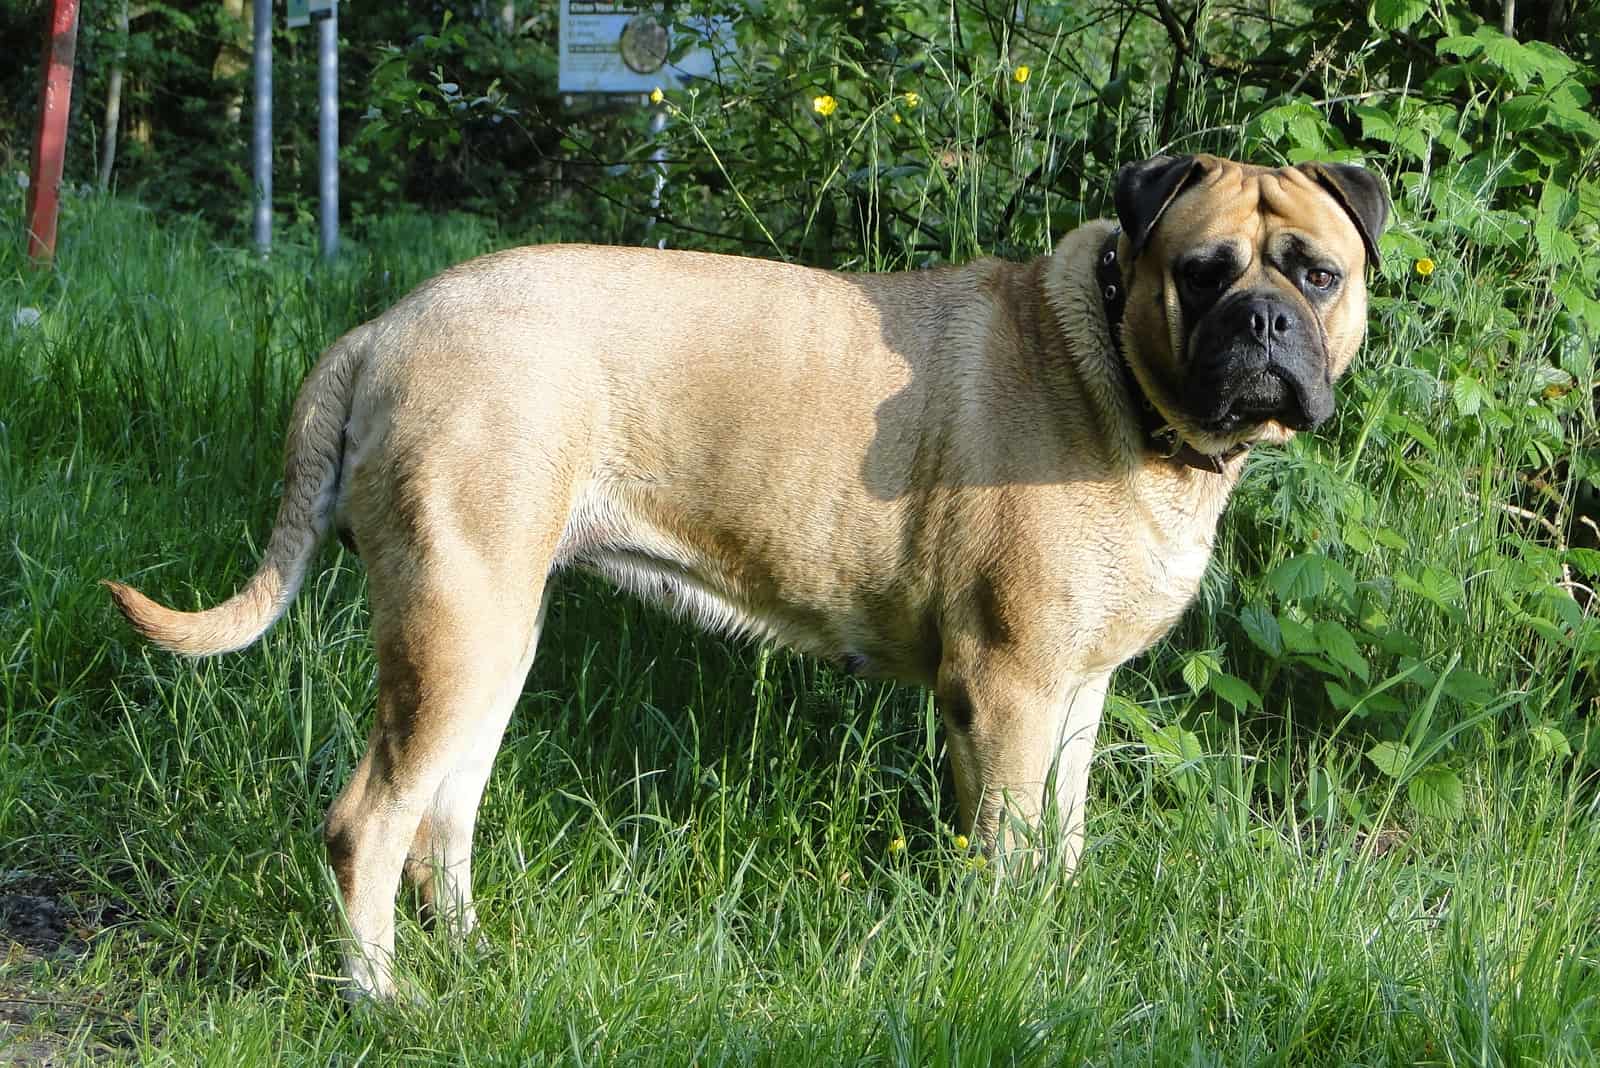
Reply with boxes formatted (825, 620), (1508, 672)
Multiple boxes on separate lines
(2, 173), (1598, 1065)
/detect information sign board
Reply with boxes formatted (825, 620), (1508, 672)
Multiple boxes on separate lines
(287, 0), (334, 30)
(559, 2), (727, 94)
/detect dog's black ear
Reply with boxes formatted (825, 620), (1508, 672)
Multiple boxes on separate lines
(1114, 155), (1205, 258)
(1298, 162), (1390, 269)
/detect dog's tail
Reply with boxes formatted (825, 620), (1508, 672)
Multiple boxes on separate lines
(103, 332), (366, 656)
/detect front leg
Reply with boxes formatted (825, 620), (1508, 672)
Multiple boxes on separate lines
(939, 665), (1112, 871)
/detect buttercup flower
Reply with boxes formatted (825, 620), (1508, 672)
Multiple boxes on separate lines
(1013, 65), (1031, 84)
(813, 94), (838, 117)
(649, 87), (664, 105)
(953, 833), (970, 850)
(902, 91), (920, 108)
(1415, 257), (1435, 277)
(888, 836), (906, 855)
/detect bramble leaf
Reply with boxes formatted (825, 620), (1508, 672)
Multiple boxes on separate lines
(1408, 767), (1465, 819)
(1366, 741), (1411, 779)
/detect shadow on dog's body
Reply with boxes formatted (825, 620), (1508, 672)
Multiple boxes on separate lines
(106, 155), (1386, 998)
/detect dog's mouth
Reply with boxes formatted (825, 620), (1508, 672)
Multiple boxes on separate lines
(1199, 364), (1325, 433)
(1182, 288), (1336, 436)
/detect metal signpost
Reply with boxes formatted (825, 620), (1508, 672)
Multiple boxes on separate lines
(252, 0), (271, 254)
(282, 0), (338, 261)
(316, 2), (338, 261)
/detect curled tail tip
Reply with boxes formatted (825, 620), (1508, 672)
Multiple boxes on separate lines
(103, 577), (154, 627)
(102, 577), (238, 657)
(104, 578), (185, 653)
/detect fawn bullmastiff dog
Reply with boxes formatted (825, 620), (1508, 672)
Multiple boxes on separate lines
(106, 153), (1389, 998)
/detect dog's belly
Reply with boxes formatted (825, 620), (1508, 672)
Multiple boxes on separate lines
(552, 479), (940, 683)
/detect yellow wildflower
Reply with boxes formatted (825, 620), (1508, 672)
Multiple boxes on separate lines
(892, 113), (902, 124)
(1414, 257), (1435, 277)
(888, 836), (906, 855)
(1013, 65), (1031, 84)
(649, 87), (664, 105)
(953, 833), (970, 851)
(903, 91), (920, 109)
(812, 94), (838, 117)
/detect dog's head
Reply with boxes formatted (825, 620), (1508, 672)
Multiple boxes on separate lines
(1113, 153), (1389, 453)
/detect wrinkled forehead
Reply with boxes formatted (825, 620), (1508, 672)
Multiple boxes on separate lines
(1156, 163), (1367, 267)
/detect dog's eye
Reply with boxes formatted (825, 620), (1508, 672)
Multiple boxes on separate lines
(1182, 261), (1230, 289)
(1305, 268), (1338, 291)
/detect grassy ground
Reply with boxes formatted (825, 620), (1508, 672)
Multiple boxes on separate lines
(2, 182), (1598, 1065)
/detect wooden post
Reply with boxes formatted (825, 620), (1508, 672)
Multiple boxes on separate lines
(25, 0), (82, 267)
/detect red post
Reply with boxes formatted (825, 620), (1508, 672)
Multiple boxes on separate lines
(25, 0), (82, 267)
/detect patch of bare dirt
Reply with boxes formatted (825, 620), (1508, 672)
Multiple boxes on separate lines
(1, 872), (131, 1065)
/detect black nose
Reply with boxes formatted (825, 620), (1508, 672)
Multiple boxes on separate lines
(1240, 297), (1296, 345)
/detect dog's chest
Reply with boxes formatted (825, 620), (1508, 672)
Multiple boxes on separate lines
(1010, 486), (1224, 672)
(1059, 540), (1212, 671)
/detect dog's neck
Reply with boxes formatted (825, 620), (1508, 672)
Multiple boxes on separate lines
(1096, 229), (1248, 475)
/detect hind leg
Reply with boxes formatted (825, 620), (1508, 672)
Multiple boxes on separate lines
(323, 554), (547, 1000)
(403, 586), (553, 938)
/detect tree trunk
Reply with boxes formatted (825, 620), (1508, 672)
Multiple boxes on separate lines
(97, 0), (129, 190)
(214, 0), (248, 124)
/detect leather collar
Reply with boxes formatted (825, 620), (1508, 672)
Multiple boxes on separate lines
(1097, 228), (1247, 475)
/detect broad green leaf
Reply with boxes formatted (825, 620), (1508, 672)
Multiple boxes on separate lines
(1374, 527), (1409, 552)
(1397, 568), (1465, 620)
(1366, 741), (1411, 778)
(1384, 412), (1440, 453)
(1566, 548), (1600, 579)
(1373, 0), (1428, 31)
(1474, 28), (1544, 90)
(1325, 679), (1359, 711)
(1498, 95), (1548, 132)
(1342, 522), (1374, 554)
(1147, 723), (1200, 761)
(1268, 554), (1328, 603)
(1239, 604), (1284, 657)
(1357, 600), (1390, 633)
(1529, 724), (1572, 760)
(1286, 110), (1330, 150)
(1421, 567), (1464, 606)
(1523, 39), (1579, 84)
(1546, 83), (1600, 137)
(1436, 34), (1484, 61)
(1149, 725), (1206, 796)
(1439, 666), (1494, 706)
(1314, 619), (1370, 683)
(1408, 766), (1466, 819)
(1322, 558), (1359, 604)
(1280, 615), (1321, 655)
(1367, 692), (1409, 720)
(1538, 182), (1579, 231)
(1356, 103), (1399, 144)
(1451, 374), (1488, 416)
(1105, 694), (1151, 732)
(1209, 672), (1263, 711)
(1181, 653), (1213, 695)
